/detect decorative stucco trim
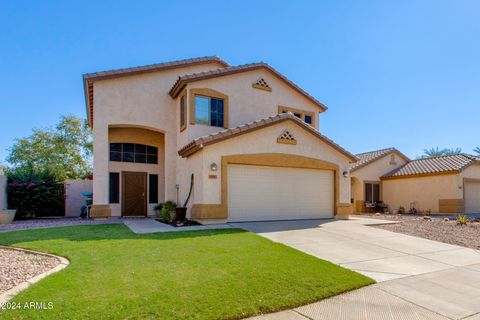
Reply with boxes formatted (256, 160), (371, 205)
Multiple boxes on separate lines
(252, 78), (272, 92)
(191, 153), (342, 221)
(277, 130), (297, 145)
(189, 88), (229, 128)
(0, 246), (70, 304)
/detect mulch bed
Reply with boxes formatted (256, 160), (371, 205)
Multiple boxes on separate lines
(368, 214), (480, 250)
(0, 248), (61, 295)
(155, 219), (202, 227)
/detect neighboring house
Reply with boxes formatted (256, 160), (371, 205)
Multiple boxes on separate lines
(382, 154), (480, 214)
(350, 148), (410, 212)
(351, 150), (480, 214)
(83, 56), (356, 223)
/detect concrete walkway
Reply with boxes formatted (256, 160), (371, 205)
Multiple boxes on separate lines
(123, 218), (232, 233)
(233, 218), (480, 320)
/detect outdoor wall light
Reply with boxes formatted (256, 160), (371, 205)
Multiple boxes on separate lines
(343, 171), (349, 178)
(210, 162), (218, 171)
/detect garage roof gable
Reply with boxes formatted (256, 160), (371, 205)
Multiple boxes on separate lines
(178, 112), (357, 161)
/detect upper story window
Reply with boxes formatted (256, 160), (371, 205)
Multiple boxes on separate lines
(194, 95), (224, 127)
(109, 143), (158, 164)
(278, 106), (315, 126)
(180, 95), (186, 132)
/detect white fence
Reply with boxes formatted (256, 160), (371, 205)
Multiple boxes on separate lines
(65, 179), (93, 217)
(0, 175), (6, 209)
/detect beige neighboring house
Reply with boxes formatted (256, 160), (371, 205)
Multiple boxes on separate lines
(382, 154), (480, 214)
(83, 56), (356, 223)
(350, 148), (410, 212)
(351, 149), (480, 214)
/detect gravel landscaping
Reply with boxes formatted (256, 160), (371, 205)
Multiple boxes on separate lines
(0, 247), (61, 295)
(369, 214), (480, 250)
(0, 217), (124, 233)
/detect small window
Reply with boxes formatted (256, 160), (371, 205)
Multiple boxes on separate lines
(109, 172), (120, 203)
(109, 143), (158, 164)
(304, 115), (312, 124)
(180, 95), (186, 131)
(278, 107), (315, 126)
(149, 174), (158, 203)
(365, 183), (380, 203)
(194, 95), (224, 127)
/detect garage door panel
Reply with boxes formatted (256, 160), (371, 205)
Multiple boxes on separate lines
(465, 181), (480, 213)
(227, 164), (334, 222)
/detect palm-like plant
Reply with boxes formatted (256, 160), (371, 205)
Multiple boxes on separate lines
(423, 147), (446, 158)
(420, 147), (462, 159)
(443, 148), (462, 155)
(474, 147), (480, 155)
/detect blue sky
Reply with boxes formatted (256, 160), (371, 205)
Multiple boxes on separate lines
(0, 0), (479, 163)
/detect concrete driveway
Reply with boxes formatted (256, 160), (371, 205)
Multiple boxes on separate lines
(232, 217), (480, 320)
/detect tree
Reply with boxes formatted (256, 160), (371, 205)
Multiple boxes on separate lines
(474, 147), (480, 155)
(6, 115), (92, 181)
(419, 147), (462, 159)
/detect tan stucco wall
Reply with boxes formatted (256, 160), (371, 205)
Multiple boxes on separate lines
(180, 120), (352, 219)
(65, 179), (93, 217)
(382, 174), (459, 213)
(460, 163), (480, 181)
(351, 152), (408, 207)
(182, 68), (323, 145)
(92, 62), (224, 206)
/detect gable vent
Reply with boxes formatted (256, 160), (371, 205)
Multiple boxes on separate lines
(252, 78), (272, 92)
(277, 130), (297, 145)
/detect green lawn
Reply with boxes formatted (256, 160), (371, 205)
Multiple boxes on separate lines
(0, 224), (373, 319)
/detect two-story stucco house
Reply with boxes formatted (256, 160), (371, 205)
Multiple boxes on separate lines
(83, 56), (356, 223)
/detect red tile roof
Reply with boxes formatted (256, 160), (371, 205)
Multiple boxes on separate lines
(350, 148), (409, 172)
(382, 154), (478, 179)
(178, 112), (356, 160)
(169, 63), (328, 111)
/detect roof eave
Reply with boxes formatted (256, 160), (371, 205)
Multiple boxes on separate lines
(380, 170), (461, 180)
(83, 76), (92, 128)
(168, 64), (328, 112)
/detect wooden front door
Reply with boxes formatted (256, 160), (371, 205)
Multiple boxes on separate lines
(122, 172), (147, 217)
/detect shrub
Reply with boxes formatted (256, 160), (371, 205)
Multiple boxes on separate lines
(6, 167), (64, 218)
(398, 206), (405, 214)
(456, 215), (469, 226)
(160, 201), (176, 222)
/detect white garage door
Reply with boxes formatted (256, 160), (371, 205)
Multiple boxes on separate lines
(465, 181), (480, 213)
(227, 164), (334, 222)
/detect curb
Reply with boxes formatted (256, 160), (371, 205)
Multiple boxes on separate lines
(0, 246), (70, 304)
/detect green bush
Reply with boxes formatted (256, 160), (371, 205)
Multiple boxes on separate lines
(160, 201), (176, 222)
(6, 167), (64, 218)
